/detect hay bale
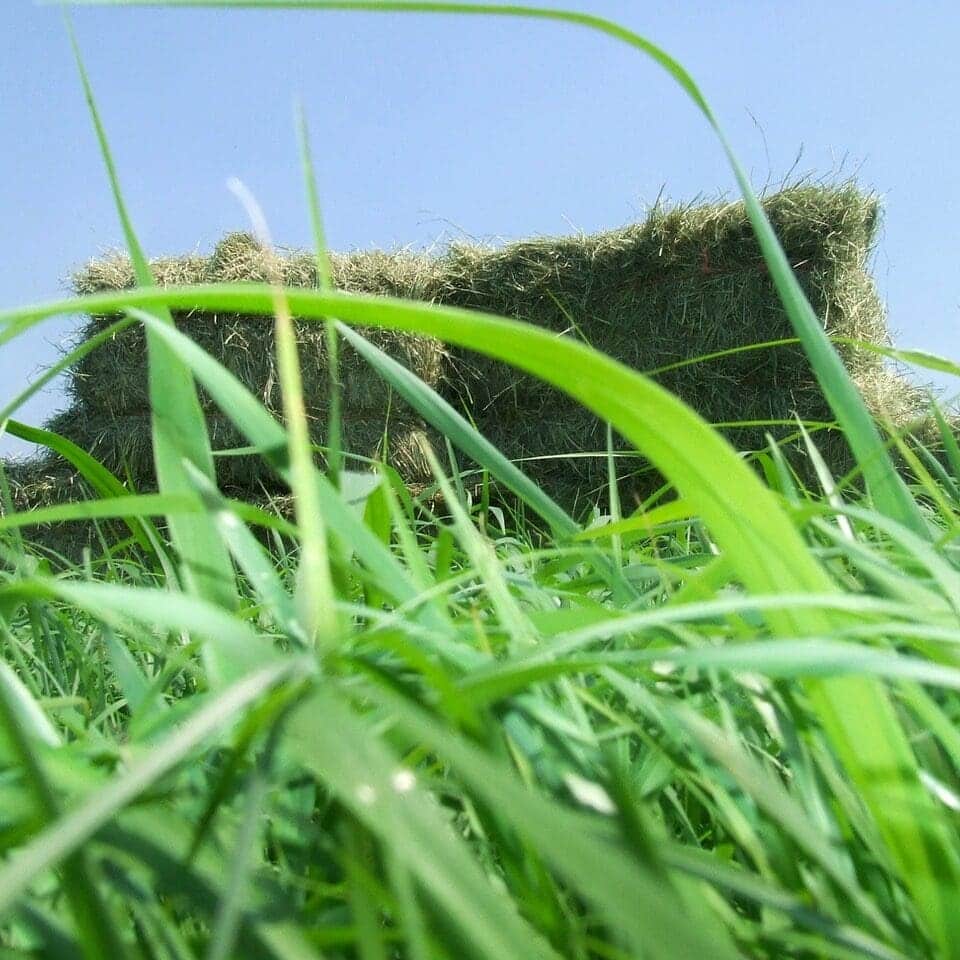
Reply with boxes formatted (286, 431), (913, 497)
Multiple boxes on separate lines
(70, 233), (447, 420)
(36, 181), (935, 515)
(434, 184), (921, 501)
(69, 312), (446, 421)
(2, 455), (297, 562)
(2, 458), (114, 559)
(43, 409), (435, 493)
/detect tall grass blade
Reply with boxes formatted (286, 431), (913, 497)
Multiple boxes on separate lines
(67, 22), (238, 609)
(0, 656), (306, 918)
(0, 646), (126, 959)
(12, 2), (960, 949)
(49, 277), (956, 954)
(4, 418), (165, 556)
(225, 182), (337, 647)
(296, 105), (342, 488)
(345, 679), (744, 960)
(114, 309), (441, 624)
(337, 322), (577, 537)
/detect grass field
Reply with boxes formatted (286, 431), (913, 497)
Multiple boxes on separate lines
(3, 3), (960, 958)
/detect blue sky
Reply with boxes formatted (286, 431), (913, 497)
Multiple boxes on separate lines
(2, 1), (959, 458)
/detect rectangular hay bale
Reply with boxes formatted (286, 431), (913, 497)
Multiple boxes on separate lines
(7, 182), (935, 523)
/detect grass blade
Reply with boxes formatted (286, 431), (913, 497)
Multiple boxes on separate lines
(56, 278), (955, 954)
(0, 647), (126, 959)
(68, 0), (929, 540)
(4, 418), (167, 557)
(0, 656), (307, 920)
(224, 183), (338, 647)
(67, 21), (238, 609)
(296, 105), (341, 488)
(336, 322), (577, 538)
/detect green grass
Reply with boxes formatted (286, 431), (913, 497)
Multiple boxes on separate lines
(2, 2), (960, 958)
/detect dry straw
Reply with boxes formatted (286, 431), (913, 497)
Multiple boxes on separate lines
(5, 182), (938, 530)
(42, 409), (435, 492)
(70, 232), (447, 420)
(437, 183), (928, 506)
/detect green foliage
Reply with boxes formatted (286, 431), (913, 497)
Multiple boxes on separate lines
(1, 3), (960, 959)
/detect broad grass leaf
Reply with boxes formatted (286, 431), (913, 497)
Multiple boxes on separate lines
(5, 283), (959, 950)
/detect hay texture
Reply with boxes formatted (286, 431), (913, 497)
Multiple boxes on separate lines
(4, 182), (935, 529)
(70, 233), (445, 421)
(3, 460), (112, 559)
(437, 184), (924, 504)
(42, 409), (434, 494)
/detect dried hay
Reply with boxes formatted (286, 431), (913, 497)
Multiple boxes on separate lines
(42, 409), (435, 493)
(2, 458), (114, 559)
(431, 183), (932, 501)
(70, 232), (447, 419)
(5, 181), (944, 527)
(2, 456), (295, 562)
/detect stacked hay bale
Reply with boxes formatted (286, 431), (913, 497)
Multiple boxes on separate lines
(54, 232), (446, 493)
(3, 458), (105, 558)
(3, 183), (933, 543)
(437, 184), (926, 507)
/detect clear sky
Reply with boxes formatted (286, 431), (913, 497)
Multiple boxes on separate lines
(2, 1), (959, 458)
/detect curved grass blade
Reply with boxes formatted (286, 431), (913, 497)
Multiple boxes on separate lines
(3, 283), (892, 601)
(4, 418), (165, 557)
(0, 648), (127, 959)
(67, 0), (928, 542)
(0, 493), (198, 533)
(296, 104), (341, 488)
(37, 278), (952, 953)
(4, 419), (133, 503)
(112, 307), (476, 667)
(336, 322), (577, 538)
(0, 577), (280, 687)
(67, 22), (238, 610)
(219, 183), (337, 648)
(0, 316), (135, 426)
